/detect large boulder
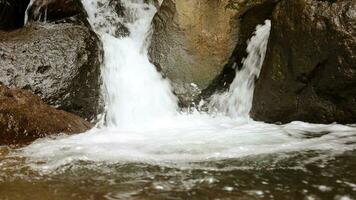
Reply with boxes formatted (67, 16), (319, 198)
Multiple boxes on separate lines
(0, 23), (103, 120)
(149, 0), (239, 105)
(0, 84), (92, 145)
(0, 0), (30, 30)
(251, 0), (356, 124)
(149, 0), (279, 106)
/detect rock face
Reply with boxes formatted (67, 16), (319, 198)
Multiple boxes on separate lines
(251, 0), (356, 124)
(0, 0), (30, 30)
(26, 0), (86, 23)
(0, 84), (92, 145)
(149, 0), (279, 106)
(149, 0), (239, 105)
(0, 23), (102, 120)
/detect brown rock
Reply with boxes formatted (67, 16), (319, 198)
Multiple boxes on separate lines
(149, 0), (279, 106)
(251, 0), (356, 124)
(0, 84), (92, 145)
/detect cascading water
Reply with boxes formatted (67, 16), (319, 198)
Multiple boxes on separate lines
(209, 20), (271, 119)
(19, 0), (356, 172)
(82, 0), (178, 129)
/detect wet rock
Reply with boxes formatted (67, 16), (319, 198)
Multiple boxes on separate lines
(149, 0), (279, 106)
(145, 0), (163, 8)
(0, 84), (92, 146)
(26, 0), (87, 23)
(251, 0), (356, 124)
(0, 23), (103, 120)
(0, 0), (30, 30)
(86, 0), (129, 37)
(201, 0), (279, 100)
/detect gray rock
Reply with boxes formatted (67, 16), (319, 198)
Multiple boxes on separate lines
(0, 22), (103, 120)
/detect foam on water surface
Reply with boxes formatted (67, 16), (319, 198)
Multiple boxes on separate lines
(19, 0), (356, 171)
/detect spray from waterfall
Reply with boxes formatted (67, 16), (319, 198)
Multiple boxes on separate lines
(208, 20), (271, 119)
(82, 0), (178, 129)
(20, 1), (356, 171)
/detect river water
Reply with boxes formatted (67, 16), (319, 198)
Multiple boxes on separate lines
(1, 0), (356, 199)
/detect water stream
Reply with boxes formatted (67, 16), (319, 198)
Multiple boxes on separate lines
(1, 0), (356, 199)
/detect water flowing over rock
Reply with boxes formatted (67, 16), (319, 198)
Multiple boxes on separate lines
(25, 0), (87, 23)
(0, 23), (103, 120)
(83, 0), (129, 37)
(3, 2), (355, 198)
(209, 20), (271, 119)
(251, 0), (356, 124)
(0, 84), (92, 145)
(82, 0), (177, 128)
(149, 0), (279, 106)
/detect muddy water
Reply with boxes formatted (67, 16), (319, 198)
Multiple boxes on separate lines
(1, 145), (355, 200)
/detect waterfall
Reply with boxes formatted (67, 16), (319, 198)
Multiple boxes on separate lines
(20, 0), (356, 171)
(209, 20), (271, 119)
(82, 0), (271, 128)
(82, 0), (178, 129)
(24, 0), (34, 24)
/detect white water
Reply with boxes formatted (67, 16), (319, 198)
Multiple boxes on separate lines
(24, 0), (49, 24)
(209, 20), (271, 118)
(83, 0), (177, 129)
(21, 0), (356, 171)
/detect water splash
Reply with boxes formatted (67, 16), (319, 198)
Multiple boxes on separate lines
(19, 0), (356, 171)
(209, 20), (271, 118)
(82, 0), (178, 129)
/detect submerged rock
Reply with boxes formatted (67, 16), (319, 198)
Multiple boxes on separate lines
(149, 0), (279, 106)
(252, 0), (356, 124)
(0, 84), (92, 145)
(0, 23), (103, 120)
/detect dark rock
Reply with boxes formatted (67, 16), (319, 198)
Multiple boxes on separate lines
(0, 23), (103, 121)
(0, 84), (92, 146)
(26, 0), (87, 23)
(251, 0), (356, 124)
(0, 0), (30, 30)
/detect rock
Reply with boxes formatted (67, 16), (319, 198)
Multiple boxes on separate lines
(149, 0), (239, 105)
(251, 0), (356, 124)
(145, 0), (163, 8)
(201, 0), (279, 100)
(0, 0), (30, 30)
(0, 23), (103, 120)
(84, 0), (129, 37)
(149, 0), (279, 106)
(26, 0), (87, 23)
(0, 84), (92, 145)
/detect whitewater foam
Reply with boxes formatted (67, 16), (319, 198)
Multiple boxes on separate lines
(20, 0), (356, 171)
(209, 20), (271, 118)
